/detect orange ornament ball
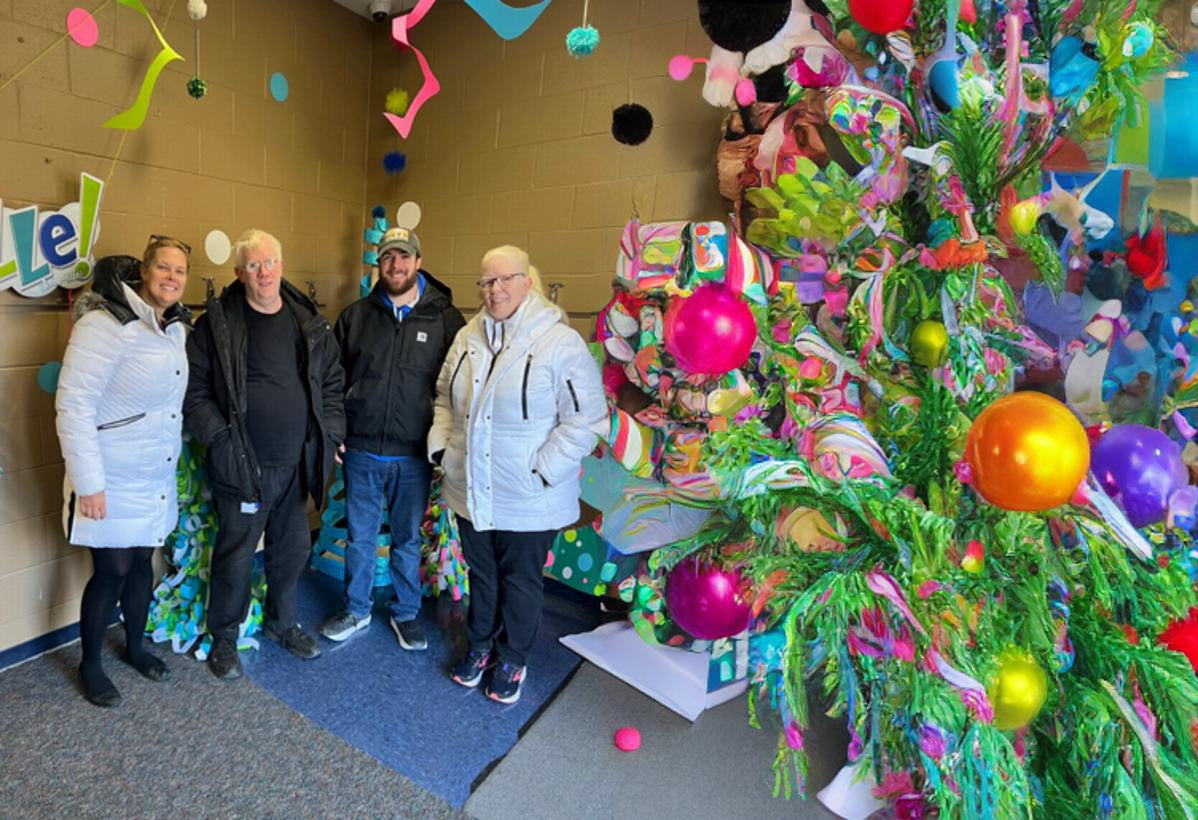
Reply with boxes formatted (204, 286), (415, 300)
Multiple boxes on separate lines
(964, 393), (1089, 512)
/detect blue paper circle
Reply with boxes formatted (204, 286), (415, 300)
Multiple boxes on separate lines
(269, 72), (289, 102)
(38, 361), (62, 394)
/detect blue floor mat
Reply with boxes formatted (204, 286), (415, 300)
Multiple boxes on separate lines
(241, 570), (600, 808)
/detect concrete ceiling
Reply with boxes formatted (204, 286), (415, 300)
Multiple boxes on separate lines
(328, 0), (418, 22)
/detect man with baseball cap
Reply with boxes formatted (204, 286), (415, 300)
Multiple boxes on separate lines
(318, 226), (466, 649)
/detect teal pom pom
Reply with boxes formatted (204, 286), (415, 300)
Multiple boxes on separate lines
(566, 26), (600, 57)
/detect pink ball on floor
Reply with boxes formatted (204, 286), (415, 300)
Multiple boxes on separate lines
(613, 726), (641, 752)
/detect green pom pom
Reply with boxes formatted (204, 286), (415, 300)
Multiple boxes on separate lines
(187, 77), (207, 99)
(385, 87), (410, 116)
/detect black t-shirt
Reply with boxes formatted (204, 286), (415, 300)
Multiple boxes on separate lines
(243, 302), (309, 466)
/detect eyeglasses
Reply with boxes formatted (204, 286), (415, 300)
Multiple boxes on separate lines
(241, 258), (279, 275)
(477, 272), (526, 290)
(148, 234), (192, 255)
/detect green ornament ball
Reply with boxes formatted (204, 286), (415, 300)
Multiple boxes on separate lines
(187, 77), (207, 99)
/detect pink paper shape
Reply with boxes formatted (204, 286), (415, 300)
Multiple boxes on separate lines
(67, 7), (99, 48)
(384, 0), (440, 140)
(668, 54), (704, 82)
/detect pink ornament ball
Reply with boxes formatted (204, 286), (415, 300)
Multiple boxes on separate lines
(664, 284), (756, 376)
(665, 559), (751, 640)
(848, 0), (914, 34)
(668, 54), (696, 82)
(614, 726), (641, 752)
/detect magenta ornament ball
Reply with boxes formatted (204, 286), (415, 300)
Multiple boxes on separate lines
(663, 284), (756, 376)
(665, 559), (751, 641)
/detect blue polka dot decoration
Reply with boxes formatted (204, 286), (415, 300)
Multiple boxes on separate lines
(269, 72), (289, 102)
(37, 361), (62, 394)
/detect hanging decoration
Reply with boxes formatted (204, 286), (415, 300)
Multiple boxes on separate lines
(103, 0), (184, 130)
(611, 103), (653, 146)
(465, 0), (552, 40)
(186, 0), (207, 99)
(566, 0), (599, 57)
(385, 87), (411, 116)
(383, 0), (440, 139)
(383, 151), (407, 174)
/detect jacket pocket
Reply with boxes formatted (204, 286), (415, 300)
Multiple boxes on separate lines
(96, 412), (146, 431)
(521, 355), (533, 420)
(448, 351), (467, 410)
(205, 427), (244, 497)
(565, 379), (580, 413)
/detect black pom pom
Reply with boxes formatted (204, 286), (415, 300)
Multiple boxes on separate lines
(612, 103), (653, 146)
(698, 0), (791, 53)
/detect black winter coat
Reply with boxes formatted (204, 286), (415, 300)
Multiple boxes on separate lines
(183, 279), (346, 503)
(334, 273), (465, 458)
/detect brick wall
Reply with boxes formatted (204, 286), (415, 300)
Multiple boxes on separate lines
(363, 0), (728, 332)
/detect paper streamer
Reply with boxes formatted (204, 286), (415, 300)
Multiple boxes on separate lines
(103, 0), (184, 130)
(383, 0), (440, 140)
(465, 0), (551, 40)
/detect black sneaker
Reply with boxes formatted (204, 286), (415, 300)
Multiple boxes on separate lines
(389, 616), (427, 651)
(486, 662), (525, 704)
(208, 637), (243, 680)
(318, 610), (372, 642)
(450, 648), (492, 688)
(264, 624), (322, 660)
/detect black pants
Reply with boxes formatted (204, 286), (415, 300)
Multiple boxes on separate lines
(208, 464), (310, 641)
(458, 516), (557, 667)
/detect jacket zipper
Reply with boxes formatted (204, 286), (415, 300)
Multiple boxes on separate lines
(565, 379), (580, 413)
(96, 412), (146, 431)
(448, 351), (467, 409)
(521, 355), (533, 420)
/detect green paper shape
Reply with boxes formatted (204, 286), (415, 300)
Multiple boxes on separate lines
(103, 0), (183, 130)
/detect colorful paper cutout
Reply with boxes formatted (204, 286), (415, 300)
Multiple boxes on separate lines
(269, 72), (288, 102)
(464, 0), (551, 40)
(383, 0), (439, 140)
(395, 201), (422, 230)
(103, 0), (183, 130)
(37, 362), (62, 394)
(66, 8), (99, 48)
(204, 230), (230, 265)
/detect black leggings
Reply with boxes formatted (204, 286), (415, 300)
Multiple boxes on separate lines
(79, 547), (155, 664)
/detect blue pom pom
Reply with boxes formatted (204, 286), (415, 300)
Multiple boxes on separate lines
(383, 151), (407, 174)
(566, 25), (600, 57)
(371, 205), (386, 219)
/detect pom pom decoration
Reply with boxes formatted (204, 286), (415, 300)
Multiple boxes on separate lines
(663, 283), (756, 376)
(611, 103), (653, 146)
(1158, 609), (1198, 674)
(1090, 424), (1188, 528)
(989, 650), (1049, 730)
(187, 0), (207, 21)
(668, 54), (703, 81)
(385, 87), (411, 116)
(566, 25), (600, 57)
(383, 151), (407, 175)
(964, 393), (1090, 512)
(848, 0), (913, 34)
(613, 726), (641, 752)
(665, 558), (751, 640)
(371, 205), (386, 220)
(187, 77), (206, 99)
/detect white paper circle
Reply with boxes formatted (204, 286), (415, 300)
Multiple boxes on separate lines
(205, 230), (231, 265)
(395, 201), (422, 230)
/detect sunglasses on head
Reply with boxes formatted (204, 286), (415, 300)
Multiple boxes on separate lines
(148, 234), (192, 255)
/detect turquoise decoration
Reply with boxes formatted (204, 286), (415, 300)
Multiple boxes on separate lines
(37, 361), (62, 394)
(566, 25), (600, 57)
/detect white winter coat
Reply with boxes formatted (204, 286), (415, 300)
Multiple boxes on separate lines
(428, 292), (607, 532)
(56, 284), (189, 547)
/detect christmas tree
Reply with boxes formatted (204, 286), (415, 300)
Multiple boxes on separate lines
(596, 1), (1198, 815)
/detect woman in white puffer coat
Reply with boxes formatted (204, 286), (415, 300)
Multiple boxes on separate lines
(55, 239), (190, 707)
(429, 245), (607, 705)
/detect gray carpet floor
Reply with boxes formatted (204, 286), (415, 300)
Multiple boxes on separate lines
(0, 629), (465, 819)
(466, 662), (847, 820)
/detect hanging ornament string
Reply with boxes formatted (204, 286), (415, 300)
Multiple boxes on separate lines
(0, 0), (115, 96)
(187, 0), (207, 98)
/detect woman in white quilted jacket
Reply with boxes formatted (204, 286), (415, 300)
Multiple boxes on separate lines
(429, 245), (606, 705)
(55, 238), (190, 707)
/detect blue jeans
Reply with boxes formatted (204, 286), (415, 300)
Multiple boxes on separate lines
(342, 450), (432, 621)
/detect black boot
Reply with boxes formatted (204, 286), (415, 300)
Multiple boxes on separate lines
(79, 661), (121, 707)
(207, 637), (243, 680)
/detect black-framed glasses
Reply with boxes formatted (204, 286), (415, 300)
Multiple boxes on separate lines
(148, 234), (192, 255)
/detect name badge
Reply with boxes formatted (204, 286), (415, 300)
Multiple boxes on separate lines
(240, 501), (260, 514)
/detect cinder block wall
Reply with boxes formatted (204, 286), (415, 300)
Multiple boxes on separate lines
(0, 0), (374, 652)
(364, 0), (728, 332)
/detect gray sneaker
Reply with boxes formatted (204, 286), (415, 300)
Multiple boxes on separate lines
(318, 610), (372, 642)
(390, 616), (427, 651)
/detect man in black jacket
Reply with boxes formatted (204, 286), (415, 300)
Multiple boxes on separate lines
(317, 226), (465, 650)
(184, 229), (345, 679)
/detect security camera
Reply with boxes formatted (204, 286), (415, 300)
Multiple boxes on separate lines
(368, 0), (391, 23)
